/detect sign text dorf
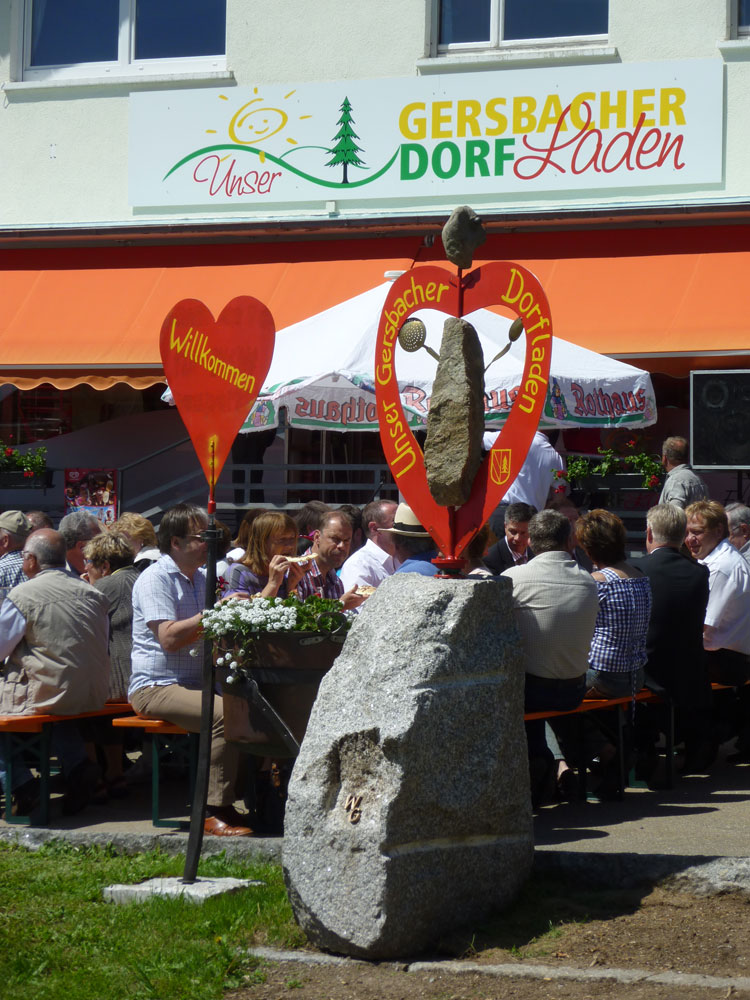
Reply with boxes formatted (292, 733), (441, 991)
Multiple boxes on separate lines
(375, 263), (552, 557)
(130, 60), (722, 210)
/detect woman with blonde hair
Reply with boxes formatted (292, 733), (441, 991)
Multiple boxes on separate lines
(226, 507), (266, 563)
(113, 512), (159, 572)
(81, 530), (138, 796)
(224, 510), (309, 599)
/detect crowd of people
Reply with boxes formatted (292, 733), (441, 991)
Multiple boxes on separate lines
(0, 434), (748, 829)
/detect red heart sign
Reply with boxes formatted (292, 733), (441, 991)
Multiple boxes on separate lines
(375, 262), (552, 558)
(160, 297), (275, 488)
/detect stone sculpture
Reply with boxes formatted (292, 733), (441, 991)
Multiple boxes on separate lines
(423, 317), (485, 506)
(282, 574), (534, 959)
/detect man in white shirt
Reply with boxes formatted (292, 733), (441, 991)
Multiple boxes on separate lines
(485, 430), (564, 538)
(339, 500), (399, 591)
(726, 503), (750, 566)
(685, 500), (750, 685)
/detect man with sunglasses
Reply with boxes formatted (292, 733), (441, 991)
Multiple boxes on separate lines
(128, 502), (253, 837)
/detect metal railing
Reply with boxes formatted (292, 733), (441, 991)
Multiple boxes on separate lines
(121, 458), (398, 524)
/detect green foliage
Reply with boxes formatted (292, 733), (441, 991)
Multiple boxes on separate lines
(553, 439), (663, 490)
(0, 842), (304, 1000)
(0, 439), (47, 477)
(283, 593), (351, 632)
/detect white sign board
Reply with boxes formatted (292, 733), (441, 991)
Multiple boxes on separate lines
(129, 59), (723, 210)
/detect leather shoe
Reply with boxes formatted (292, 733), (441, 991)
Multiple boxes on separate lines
(204, 806), (253, 837)
(11, 777), (40, 817)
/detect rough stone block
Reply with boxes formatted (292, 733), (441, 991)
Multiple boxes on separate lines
(282, 574), (533, 959)
(424, 316), (486, 507)
(441, 205), (487, 269)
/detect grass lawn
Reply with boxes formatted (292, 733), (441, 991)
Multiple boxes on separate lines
(0, 840), (652, 999)
(0, 841), (305, 1000)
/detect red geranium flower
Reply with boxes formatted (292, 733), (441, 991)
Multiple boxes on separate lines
(4, 447), (13, 457)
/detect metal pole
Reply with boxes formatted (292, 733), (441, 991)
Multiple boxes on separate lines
(183, 444), (220, 884)
(182, 517), (219, 884)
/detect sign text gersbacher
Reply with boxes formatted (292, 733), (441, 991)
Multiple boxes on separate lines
(130, 59), (722, 210)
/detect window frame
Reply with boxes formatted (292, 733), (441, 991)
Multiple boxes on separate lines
(21, 0), (227, 83)
(737, 0), (750, 37)
(435, 0), (608, 54)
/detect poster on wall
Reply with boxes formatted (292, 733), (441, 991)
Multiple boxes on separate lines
(64, 469), (117, 525)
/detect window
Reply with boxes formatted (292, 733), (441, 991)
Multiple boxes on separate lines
(23, 0), (226, 81)
(739, 0), (750, 34)
(438, 0), (608, 48)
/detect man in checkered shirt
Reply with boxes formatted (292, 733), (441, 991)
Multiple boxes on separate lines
(295, 511), (365, 610)
(0, 510), (32, 606)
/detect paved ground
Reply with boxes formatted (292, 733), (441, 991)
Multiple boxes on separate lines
(2, 741), (749, 873)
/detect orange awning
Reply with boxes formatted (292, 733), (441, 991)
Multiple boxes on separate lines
(0, 241), (422, 390)
(1, 225), (749, 389)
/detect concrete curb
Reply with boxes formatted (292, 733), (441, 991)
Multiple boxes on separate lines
(0, 825), (283, 862)
(249, 945), (750, 991)
(533, 849), (750, 896)
(4, 823), (750, 899)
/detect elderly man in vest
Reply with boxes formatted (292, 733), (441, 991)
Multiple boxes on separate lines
(0, 528), (110, 816)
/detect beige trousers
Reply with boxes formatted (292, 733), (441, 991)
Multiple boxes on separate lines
(130, 684), (241, 808)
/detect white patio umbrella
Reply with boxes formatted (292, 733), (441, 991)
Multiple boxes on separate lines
(234, 279), (657, 434)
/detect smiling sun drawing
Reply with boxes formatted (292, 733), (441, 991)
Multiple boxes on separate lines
(205, 89), (312, 162)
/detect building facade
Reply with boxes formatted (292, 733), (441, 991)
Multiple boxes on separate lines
(1, 0), (749, 514)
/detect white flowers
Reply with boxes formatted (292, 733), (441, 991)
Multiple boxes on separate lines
(201, 597), (299, 642)
(201, 594), (349, 684)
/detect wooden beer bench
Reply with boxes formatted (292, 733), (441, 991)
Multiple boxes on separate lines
(0, 702), (132, 825)
(111, 715), (199, 829)
(524, 687), (674, 800)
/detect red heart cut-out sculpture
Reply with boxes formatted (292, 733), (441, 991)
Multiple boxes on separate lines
(375, 262), (552, 558)
(160, 296), (275, 488)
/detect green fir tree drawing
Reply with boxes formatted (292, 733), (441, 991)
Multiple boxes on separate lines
(326, 97), (365, 184)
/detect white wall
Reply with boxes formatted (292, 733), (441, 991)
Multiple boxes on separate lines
(2, 0), (749, 229)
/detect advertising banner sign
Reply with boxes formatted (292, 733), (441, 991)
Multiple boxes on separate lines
(130, 59), (722, 211)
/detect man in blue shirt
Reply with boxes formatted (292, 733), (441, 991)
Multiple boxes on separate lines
(129, 502), (252, 837)
(386, 504), (439, 577)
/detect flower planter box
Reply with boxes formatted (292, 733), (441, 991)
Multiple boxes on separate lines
(571, 474), (660, 509)
(217, 631), (347, 758)
(0, 471), (50, 489)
